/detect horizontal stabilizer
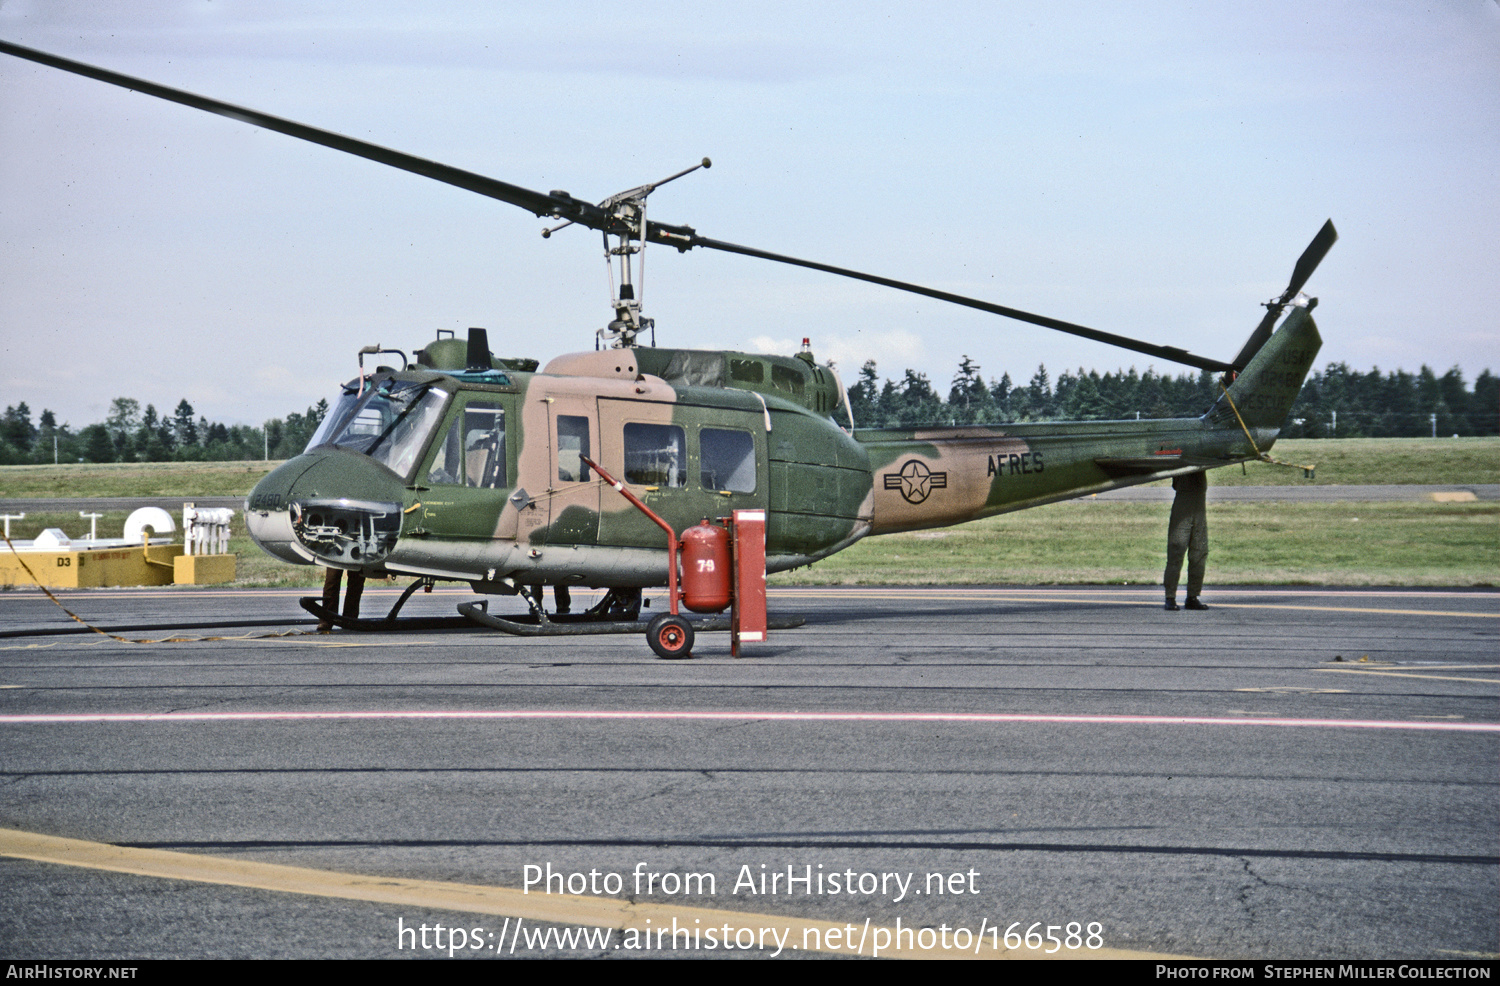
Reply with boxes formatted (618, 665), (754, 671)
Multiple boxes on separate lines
(1094, 455), (1228, 479)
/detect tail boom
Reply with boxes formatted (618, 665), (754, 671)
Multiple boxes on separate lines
(857, 309), (1321, 536)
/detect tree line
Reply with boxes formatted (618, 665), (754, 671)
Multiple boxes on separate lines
(2, 358), (1494, 465)
(846, 359), (1497, 437)
(0, 397), (329, 465)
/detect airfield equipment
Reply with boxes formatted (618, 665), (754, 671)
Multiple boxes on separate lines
(0, 505), (235, 588)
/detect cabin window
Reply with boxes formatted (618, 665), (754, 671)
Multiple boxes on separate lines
(427, 401), (506, 489)
(730, 358), (764, 384)
(557, 415), (591, 483)
(623, 422), (686, 487)
(700, 428), (756, 492)
(771, 363), (806, 395)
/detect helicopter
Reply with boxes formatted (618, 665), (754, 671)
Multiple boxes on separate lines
(2, 40), (1335, 657)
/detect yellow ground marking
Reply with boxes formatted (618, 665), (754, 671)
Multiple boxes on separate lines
(252, 639), (440, 648)
(1320, 668), (1500, 686)
(1207, 603), (1496, 619)
(1430, 491), (1478, 502)
(0, 827), (1177, 960)
(772, 590), (1497, 619)
(1232, 688), (1349, 694)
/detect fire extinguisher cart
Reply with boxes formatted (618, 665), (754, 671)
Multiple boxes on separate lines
(588, 456), (771, 659)
(457, 458), (796, 656)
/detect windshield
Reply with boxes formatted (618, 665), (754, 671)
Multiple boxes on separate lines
(323, 380), (450, 478)
(304, 384), (363, 452)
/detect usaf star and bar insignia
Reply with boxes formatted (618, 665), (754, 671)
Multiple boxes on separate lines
(882, 459), (948, 504)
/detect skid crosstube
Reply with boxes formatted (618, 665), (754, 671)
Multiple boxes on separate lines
(298, 596), (472, 632)
(298, 595), (804, 636)
(457, 600), (804, 637)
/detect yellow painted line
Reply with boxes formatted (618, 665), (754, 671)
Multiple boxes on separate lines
(1210, 602), (1497, 619)
(777, 591), (1498, 619)
(766, 587), (1494, 599)
(1320, 668), (1500, 686)
(0, 827), (1177, 960)
(306, 641), (440, 649)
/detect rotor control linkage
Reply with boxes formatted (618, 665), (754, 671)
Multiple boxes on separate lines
(542, 158), (711, 349)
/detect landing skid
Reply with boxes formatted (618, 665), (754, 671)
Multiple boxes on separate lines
(298, 596), (472, 632)
(299, 580), (806, 638)
(457, 600), (805, 638)
(298, 575), (473, 631)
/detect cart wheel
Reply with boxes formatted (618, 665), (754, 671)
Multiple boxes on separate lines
(647, 614), (695, 659)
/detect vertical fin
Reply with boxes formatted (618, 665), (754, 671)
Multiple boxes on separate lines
(1210, 307), (1321, 433)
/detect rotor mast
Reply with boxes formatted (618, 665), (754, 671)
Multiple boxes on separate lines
(544, 158), (712, 349)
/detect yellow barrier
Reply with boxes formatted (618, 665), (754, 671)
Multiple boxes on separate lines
(1, 545), (235, 587)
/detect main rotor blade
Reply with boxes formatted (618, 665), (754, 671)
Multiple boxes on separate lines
(0, 40), (616, 232)
(2, 39), (1245, 373)
(651, 227), (1235, 373)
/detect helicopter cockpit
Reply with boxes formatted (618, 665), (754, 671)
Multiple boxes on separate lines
(307, 377), (451, 480)
(244, 375), (459, 569)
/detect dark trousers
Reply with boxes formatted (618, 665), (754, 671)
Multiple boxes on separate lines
(1164, 501), (1207, 597)
(319, 568), (365, 628)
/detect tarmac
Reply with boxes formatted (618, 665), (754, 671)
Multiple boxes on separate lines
(1, 584), (1495, 959)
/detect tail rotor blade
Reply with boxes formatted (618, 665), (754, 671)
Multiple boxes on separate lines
(1229, 309), (1282, 372)
(1231, 219), (1338, 370)
(1286, 219), (1338, 299)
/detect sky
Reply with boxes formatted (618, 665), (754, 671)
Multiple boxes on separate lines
(2, 0), (1497, 430)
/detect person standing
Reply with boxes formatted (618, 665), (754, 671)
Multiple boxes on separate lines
(1164, 471), (1209, 611)
(316, 567), (366, 631)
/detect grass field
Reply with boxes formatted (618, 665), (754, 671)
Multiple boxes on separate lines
(0, 438), (1495, 498)
(0, 460), (278, 498)
(1189, 437), (1499, 486)
(771, 500), (1497, 588)
(2, 438), (1495, 588)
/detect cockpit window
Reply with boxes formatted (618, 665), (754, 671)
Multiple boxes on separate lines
(427, 402), (507, 489)
(557, 415), (591, 483)
(700, 428), (756, 492)
(322, 380), (450, 479)
(304, 386), (362, 452)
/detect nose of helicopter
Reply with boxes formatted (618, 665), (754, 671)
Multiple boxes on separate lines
(245, 451), (406, 567)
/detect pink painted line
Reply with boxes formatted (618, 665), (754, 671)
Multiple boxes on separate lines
(1, 709), (1497, 733)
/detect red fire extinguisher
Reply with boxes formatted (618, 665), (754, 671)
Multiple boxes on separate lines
(680, 519), (731, 613)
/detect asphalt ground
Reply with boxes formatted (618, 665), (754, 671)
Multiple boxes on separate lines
(0, 584), (1495, 960)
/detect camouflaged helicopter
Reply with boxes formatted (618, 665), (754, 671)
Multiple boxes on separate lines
(3, 40), (1335, 656)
